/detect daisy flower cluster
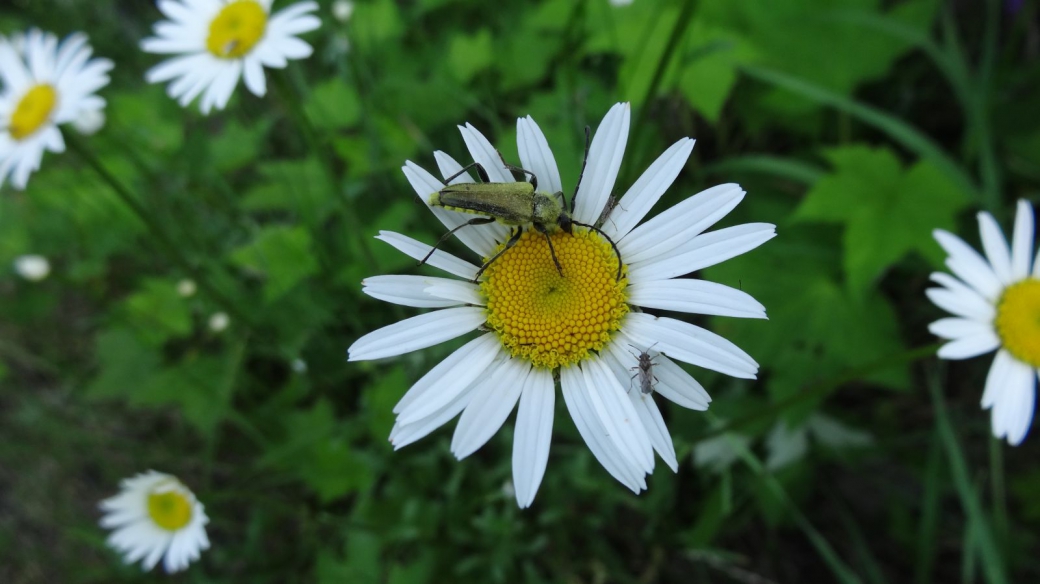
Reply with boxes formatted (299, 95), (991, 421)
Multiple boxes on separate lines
(349, 103), (776, 507)
(0, 29), (111, 189)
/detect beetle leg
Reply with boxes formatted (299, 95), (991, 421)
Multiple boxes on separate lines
(419, 217), (497, 267)
(472, 227), (523, 282)
(574, 219), (619, 280)
(534, 222), (564, 277)
(440, 162), (490, 186)
(502, 162), (539, 191)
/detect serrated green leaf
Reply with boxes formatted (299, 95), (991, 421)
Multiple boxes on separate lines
(795, 145), (968, 295)
(211, 119), (272, 172)
(448, 29), (493, 83)
(122, 279), (194, 345)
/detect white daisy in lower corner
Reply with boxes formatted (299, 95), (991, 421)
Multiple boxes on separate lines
(99, 471), (210, 573)
(927, 200), (1040, 445)
(0, 30), (112, 190)
(348, 102), (776, 507)
(141, 0), (321, 114)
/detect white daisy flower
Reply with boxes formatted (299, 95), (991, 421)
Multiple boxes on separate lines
(13, 254), (51, 281)
(99, 471), (210, 573)
(349, 103), (776, 507)
(141, 0), (321, 114)
(0, 29), (112, 190)
(927, 200), (1040, 445)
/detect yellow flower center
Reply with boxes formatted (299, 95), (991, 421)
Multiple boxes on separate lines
(481, 228), (628, 370)
(9, 84), (57, 141)
(207, 0), (267, 59)
(147, 490), (193, 531)
(995, 278), (1040, 367)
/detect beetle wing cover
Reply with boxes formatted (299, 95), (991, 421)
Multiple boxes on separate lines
(437, 183), (535, 223)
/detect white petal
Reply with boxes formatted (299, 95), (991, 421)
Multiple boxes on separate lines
(374, 231), (479, 280)
(362, 275), (468, 308)
(977, 212), (1014, 284)
(982, 349), (1016, 409)
(602, 138), (695, 240)
(512, 367), (555, 508)
(925, 273), (995, 322)
(936, 331), (1001, 360)
(560, 365), (646, 493)
(347, 307), (485, 361)
(451, 358), (529, 459)
(629, 391), (678, 472)
(1010, 200), (1035, 279)
(573, 103), (630, 225)
(581, 357), (655, 474)
(934, 230), (1003, 301)
(618, 183), (745, 262)
(928, 317), (995, 341)
(424, 280), (484, 306)
(989, 357), (1036, 446)
(402, 161), (499, 257)
(516, 115), (563, 195)
(628, 223), (776, 283)
(390, 364), (491, 450)
(624, 312), (758, 379)
(395, 334), (500, 423)
(627, 279), (767, 319)
(457, 123), (512, 183)
(242, 57), (267, 97)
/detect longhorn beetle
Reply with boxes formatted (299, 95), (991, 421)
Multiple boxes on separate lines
(418, 127), (623, 282)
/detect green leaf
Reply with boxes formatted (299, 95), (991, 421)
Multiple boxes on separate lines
(86, 327), (161, 400)
(795, 145), (968, 295)
(305, 78), (362, 130)
(228, 226), (319, 303)
(211, 119), (272, 172)
(448, 29), (493, 83)
(240, 158), (334, 223)
(121, 279), (194, 345)
(351, 0), (404, 50)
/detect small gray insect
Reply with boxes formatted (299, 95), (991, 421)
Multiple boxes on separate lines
(628, 343), (660, 395)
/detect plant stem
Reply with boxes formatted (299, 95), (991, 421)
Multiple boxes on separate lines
(67, 133), (257, 330)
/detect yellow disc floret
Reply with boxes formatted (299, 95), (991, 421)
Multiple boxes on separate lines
(481, 228), (628, 370)
(9, 84), (57, 141)
(147, 489), (193, 531)
(996, 278), (1040, 368)
(207, 0), (267, 59)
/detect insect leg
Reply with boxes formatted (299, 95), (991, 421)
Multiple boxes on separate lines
(502, 163), (539, 191)
(572, 220), (623, 281)
(534, 223), (564, 277)
(571, 126), (591, 213)
(441, 162), (490, 186)
(473, 227), (524, 282)
(418, 217), (497, 266)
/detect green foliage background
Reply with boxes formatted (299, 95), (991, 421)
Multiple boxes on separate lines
(1, 0), (1039, 581)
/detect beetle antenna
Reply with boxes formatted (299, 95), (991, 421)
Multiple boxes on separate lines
(572, 220), (622, 281)
(571, 126), (591, 213)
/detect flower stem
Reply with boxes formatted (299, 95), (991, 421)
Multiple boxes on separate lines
(67, 133), (256, 329)
(272, 70), (379, 271)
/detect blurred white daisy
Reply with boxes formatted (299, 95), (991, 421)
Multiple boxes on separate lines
(0, 30), (112, 190)
(99, 471), (210, 573)
(142, 0), (321, 114)
(13, 254), (50, 281)
(331, 0), (354, 22)
(209, 311), (230, 332)
(349, 103), (775, 507)
(927, 200), (1039, 445)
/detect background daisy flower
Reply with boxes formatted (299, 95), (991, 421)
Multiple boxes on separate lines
(927, 200), (1039, 445)
(99, 471), (210, 573)
(142, 0), (321, 114)
(0, 29), (111, 190)
(349, 103), (776, 507)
